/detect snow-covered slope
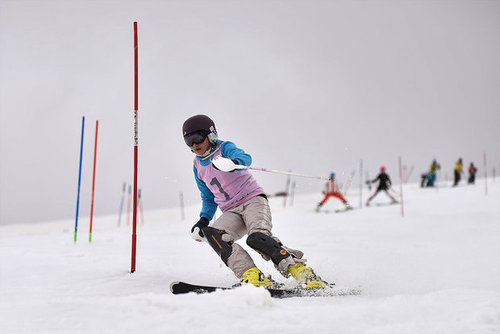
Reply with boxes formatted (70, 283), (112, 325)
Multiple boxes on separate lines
(1, 181), (499, 334)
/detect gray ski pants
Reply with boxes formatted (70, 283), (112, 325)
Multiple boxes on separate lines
(212, 195), (304, 278)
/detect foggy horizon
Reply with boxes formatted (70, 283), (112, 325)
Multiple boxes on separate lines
(1, 0), (499, 225)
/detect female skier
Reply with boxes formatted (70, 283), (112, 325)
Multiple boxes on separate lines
(183, 114), (327, 289)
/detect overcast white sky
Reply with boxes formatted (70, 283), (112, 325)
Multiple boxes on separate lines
(1, 0), (499, 225)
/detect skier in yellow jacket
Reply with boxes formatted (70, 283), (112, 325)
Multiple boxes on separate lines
(453, 158), (463, 187)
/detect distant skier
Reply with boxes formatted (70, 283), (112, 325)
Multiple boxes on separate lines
(453, 158), (463, 187)
(366, 166), (398, 206)
(183, 114), (327, 289)
(315, 172), (352, 212)
(420, 173), (428, 188)
(467, 162), (478, 184)
(424, 159), (441, 187)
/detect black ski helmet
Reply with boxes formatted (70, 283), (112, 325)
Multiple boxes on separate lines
(182, 114), (218, 145)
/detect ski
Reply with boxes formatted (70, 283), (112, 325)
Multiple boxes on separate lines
(170, 281), (361, 298)
(314, 207), (355, 214)
(375, 202), (398, 207)
(334, 207), (355, 213)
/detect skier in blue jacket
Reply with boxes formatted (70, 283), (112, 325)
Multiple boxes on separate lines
(184, 114), (327, 289)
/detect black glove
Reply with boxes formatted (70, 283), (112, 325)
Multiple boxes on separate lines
(190, 217), (209, 241)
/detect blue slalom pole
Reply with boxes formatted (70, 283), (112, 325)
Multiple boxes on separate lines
(74, 116), (85, 243)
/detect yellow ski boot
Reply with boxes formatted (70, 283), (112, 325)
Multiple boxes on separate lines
(288, 262), (327, 289)
(240, 267), (273, 287)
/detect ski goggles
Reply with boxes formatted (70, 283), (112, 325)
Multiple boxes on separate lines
(184, 131), (207, 147)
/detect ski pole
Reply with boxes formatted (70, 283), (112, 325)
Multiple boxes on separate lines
(236, 165), (329, 181)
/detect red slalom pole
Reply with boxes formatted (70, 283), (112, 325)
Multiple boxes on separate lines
(131, 22), (139, 273)
(89, 120), (99, 243)
(398, 156), (405, 217)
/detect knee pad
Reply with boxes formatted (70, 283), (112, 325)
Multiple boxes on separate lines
(246, 232), (291, 265)
(202, 226), (233, 265)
